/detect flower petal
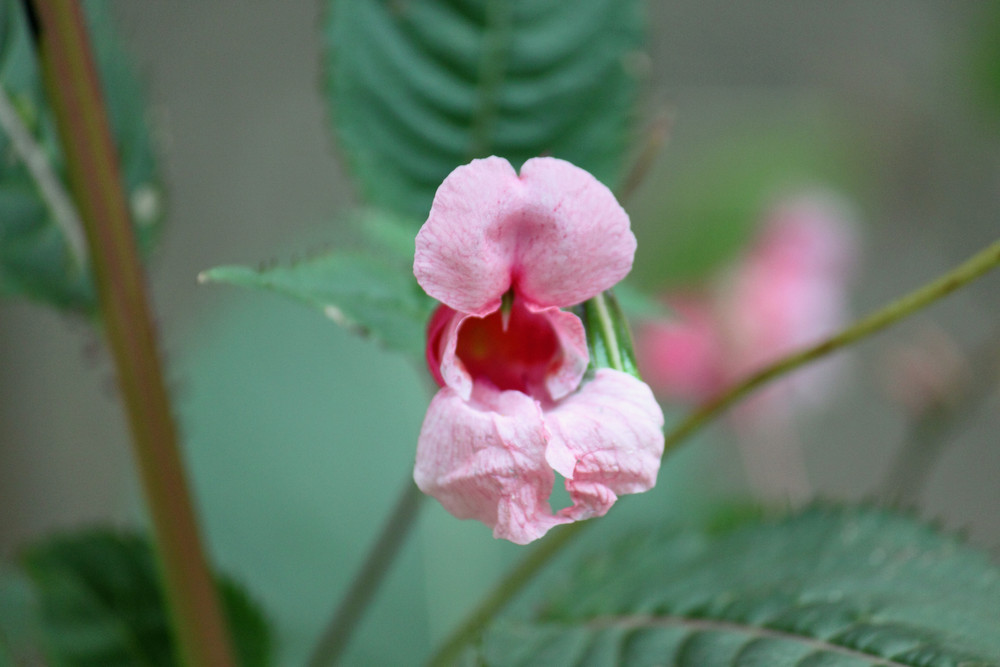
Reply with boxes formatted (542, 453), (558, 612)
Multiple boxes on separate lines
(434, 304), (588, 403)
(414, 157), (521, 316)
(635, 298), (726, 403)
(414, 385), (568, 544)
(537, 306), (589, 401)
(544, 369), (664, 521)
(414, 156), (635, 314)
(514, 158), (636, 308)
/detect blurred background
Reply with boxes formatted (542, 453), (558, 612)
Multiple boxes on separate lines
(1, 1), (998, 664)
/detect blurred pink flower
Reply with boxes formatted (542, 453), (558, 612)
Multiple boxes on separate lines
(414, 157), (664, 544)
(638, 194), (859, 421)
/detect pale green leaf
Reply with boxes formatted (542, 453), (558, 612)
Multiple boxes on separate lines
(200, 250), (435, 358)
(0, 0), (163, 312)
(323, 0), (644, 220)
(21, 529), (272, 667)
(482, 506), (1000, 666)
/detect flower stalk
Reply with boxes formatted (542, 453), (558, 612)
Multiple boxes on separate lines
(26, 3), (236, 665)
(308, 479), (425, 667)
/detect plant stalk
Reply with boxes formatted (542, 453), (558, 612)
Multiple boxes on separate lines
(661, 238), (1000, 454)
(427, 237), (1000, 665)
(426, 521), (588, 667)
(27, 3), (236, 665)
(308, 479), (425, 667)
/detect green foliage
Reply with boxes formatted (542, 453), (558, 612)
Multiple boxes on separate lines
(20, 529), (271, 667)
(0, 0), (162, 313)
(200, 215), (435, 359)
(481, 506), (1000, 666)
(323, 0), (645, 220)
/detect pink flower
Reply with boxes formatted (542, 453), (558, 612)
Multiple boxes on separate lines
(413, 157), (665, 544)
(637, 194), (859, 420)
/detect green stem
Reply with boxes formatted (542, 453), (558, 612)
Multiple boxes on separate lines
(616, 109), (672, 204)
(308, 480), (425, 667)
(426, 237), (1000, 665)
(661, 238), (1000, 455)
(880, 332), (1000, 505)
(426, 521), (588, 667)
(27, 3), (236, 666)
(468, 0), (511, 158)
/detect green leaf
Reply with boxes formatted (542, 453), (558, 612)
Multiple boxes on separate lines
(350, 208), (422, 263)
(323, 0), (644, 220)
(200, 248), (435, 359)
(20, 529), (272, 667)
(0, 0), (163, 312)
(481, 506), (1000, 666)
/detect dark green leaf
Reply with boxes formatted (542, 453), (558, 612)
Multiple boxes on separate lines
(0, 0), (163, 312)
(200, 248), (435, 358)
(323, 0), (644, 220)
(482, 506), (1000, 666)
(21, 529), (272, 667)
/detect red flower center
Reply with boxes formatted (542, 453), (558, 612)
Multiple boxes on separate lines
(426, 298), (562, 398)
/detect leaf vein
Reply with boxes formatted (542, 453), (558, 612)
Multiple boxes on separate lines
(588, 614), (914, 666)
(0, 82), (88, 275)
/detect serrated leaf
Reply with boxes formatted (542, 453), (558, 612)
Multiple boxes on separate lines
(20, 529), (272, 667)
(482, 507), (1000, 666)
(323, 0), (644, 220)
(200, 250), (435, 358)
(351, 208), (422, 263)
(0, 0), (163, 312)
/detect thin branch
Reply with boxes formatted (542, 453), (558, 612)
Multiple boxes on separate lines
(427, 521), (588, 667)
(880, 335), (1000, 505)
(426, 237), (1000, 665)
(27, 3), (236, 665)
(308, 479), (425, 667)
(616, 108), (673, 204)
(467, 0), (511, 159)
(662, 238), (1000, 455)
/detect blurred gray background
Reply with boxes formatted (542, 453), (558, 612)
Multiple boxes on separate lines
(1, 2), (998, 663)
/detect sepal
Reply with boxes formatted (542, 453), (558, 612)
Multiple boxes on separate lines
(579, 289), (641, 379)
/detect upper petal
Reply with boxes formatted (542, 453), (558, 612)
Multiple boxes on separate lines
(414, 385), (568, 544)
(414, 157), (521, 316)
(514, 158), (635, 308)
(544, 369), (665, 521)
(414, 156), (635, 314)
